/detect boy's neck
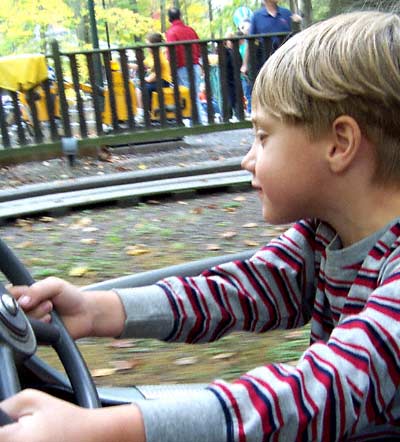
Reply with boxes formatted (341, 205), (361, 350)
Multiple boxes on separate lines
(327, 184), (400, 247)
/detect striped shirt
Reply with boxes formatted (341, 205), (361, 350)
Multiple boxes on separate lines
(118, 218), (400, 441)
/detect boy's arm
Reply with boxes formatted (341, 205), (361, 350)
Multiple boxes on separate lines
(116, 220), (319, 342)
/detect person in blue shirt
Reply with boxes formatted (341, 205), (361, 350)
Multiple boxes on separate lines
(241, 0), (301, 82)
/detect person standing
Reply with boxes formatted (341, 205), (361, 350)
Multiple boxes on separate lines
(165, 7), (206, 124)
(237, 20), (252, 115)
(241, 0), (301, 82)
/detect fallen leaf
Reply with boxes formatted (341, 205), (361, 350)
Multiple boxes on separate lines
(244, 240), (260, 247)
(70, 217), (93, 229)
(77, 217), (92, 227)
(211, 352), (235, 360)
(233, 196), (246, 202)
(125, 245), (151, 256)
(191, 207), (203, 215)
(91, 368), (117, 377)
(174, 357), (198, 366)
(111, 359), (140, 372)
(242, 223), (258, 228)
(177, 201), (189, 205)
(82, 226), (99, 233)
(206, 204), (218, 209)
(138, 164), (147, 170)
(206, 244), (222, 251)
(16, 241), (33, 249)
(80, 238), (97, 245)
(109, 339), (136, 349)
(146, 200), (160, 205)
(39, 216), (56, 223)
(260, 229), (278, 237)
(224, 207), (237, 213)
(15, 219), (33, 230)
(68, 266), (90, 277)
(221, 231), (237, 239)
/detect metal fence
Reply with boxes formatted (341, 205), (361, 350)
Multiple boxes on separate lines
(0, 30), (296, 165)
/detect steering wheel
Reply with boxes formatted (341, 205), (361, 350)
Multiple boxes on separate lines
(0, 238), (100, 425)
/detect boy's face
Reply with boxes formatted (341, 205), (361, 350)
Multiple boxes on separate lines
(242, 105), (330, 224)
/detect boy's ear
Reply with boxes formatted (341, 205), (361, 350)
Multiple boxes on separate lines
(326, 116), (362, 174)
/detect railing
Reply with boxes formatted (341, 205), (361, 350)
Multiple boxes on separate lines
(0, 30), (297, 165)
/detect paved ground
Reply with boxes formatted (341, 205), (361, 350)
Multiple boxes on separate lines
(0, 128), (254, 189)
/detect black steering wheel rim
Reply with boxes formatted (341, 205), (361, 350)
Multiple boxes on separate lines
(0, 238), (100, 409)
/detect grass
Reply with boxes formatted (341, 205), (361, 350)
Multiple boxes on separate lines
(2, 190), (304, 387)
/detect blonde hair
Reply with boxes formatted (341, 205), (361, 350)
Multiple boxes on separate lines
(253, 11), (400, 183)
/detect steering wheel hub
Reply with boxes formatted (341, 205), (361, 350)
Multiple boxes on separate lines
(1, 293), (18, 316)
(0, 289), (36, 357)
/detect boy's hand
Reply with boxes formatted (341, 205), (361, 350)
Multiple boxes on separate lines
(0, 390), (145, 442)
(0, 390), (92, 441)
(7, 277), (92, 339)
(7, 277), (126, 339)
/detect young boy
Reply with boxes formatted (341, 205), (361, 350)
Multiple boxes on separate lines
(2, 10), (400, 441)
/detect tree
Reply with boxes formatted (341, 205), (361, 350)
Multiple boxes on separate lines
(94, 6), (159, 45)
(0, 0), (74, 54)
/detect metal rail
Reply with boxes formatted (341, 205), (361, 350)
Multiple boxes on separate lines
(0, 163), (251, 222)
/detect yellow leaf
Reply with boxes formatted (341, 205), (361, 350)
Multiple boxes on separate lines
(68, 266), (90, 277)
(138, 164), (147, 170)
(244, 240), (260, 247)
(125, 245), (151, 256)
(91, 368), (117, 377)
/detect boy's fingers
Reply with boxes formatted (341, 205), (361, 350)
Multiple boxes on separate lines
(0, 389), (47, 417)
(8, 277), (63, 310)
(20, 300), (53, 320)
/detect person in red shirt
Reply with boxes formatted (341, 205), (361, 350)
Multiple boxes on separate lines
(165, 7), (206, 124)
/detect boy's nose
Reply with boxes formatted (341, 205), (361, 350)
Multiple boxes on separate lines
(241, 144), (256, 172)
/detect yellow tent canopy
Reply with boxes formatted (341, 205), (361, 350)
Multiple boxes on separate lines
(0, 54), (48, 92)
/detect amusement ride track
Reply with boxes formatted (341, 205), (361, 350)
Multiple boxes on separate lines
(0, 157), (251, 222)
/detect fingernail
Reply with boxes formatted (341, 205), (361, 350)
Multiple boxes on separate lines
(18, 295), (31, 306)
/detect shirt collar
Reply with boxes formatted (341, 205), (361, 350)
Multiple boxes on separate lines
(261, 6), (283, 17)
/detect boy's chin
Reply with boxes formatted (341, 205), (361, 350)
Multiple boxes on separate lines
(262, 208), (297, 226)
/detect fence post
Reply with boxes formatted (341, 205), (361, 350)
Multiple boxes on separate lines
(51, 39), (72, 138)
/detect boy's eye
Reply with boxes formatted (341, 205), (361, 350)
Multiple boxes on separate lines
(256, 132), (268, 143)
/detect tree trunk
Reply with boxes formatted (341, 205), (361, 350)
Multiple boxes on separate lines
(160, 0), (166, 33)
(299, 0), (313, 26)
(208, 0), (214, 39)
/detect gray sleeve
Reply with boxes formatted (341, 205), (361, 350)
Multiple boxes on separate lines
(135, 389), (227, 442)
(114, 285), (175, 339)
